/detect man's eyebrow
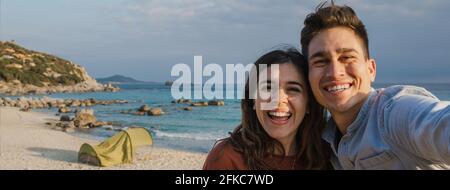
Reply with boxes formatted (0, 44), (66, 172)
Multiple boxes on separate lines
(309, 48), (360, 60)
(336, 48), (359, 54)
(308, 51), (328, 60)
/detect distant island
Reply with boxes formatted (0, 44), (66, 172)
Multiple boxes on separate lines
(0, 40), (118, 95)
(96, 75), (145, 84)
(96, 74), (164, 84)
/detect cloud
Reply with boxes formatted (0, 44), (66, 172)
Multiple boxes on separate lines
(343, 0), (450, 18)
(119, 0), (311, 33)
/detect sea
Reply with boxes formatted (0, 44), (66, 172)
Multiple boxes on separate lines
(22, 82), (450, 153)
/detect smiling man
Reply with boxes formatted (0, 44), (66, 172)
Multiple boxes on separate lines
(300, 2), (450, 169)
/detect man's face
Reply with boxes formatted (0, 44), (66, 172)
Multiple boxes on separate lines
(307, 27), (376, 115)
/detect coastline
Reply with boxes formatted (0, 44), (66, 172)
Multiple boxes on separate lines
(0, 107), (207, 170)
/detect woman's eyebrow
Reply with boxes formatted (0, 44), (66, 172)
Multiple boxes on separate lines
(287, 81), (304, 88)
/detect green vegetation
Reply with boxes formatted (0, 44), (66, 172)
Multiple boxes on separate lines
(0, 41), (85, 86)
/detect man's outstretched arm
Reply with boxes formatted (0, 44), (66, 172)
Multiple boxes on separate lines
(384, 94), (450, 164)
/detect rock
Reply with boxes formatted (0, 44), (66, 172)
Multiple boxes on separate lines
(62, 121), (75, 128)
(90, 121), (111, 128)
(70, 100), (81, 107)
(60, 115), (71, 122)
(138, 104), (151, 112)
(183, 107), (193, 111)
(58, 107), (71, 113)
(11, 80), (21, 85)
(19, 107), (31, 112)
(73, 109), (96, 128)
(5, 63), (23, 69)
(208, 100), (225, 106)
(148, 108), (164, 116)
(55, 121), (75, 132)
(190, 101), (208, 107)
(17, 100), (29, 109)
(175, 98), (192, 104)
(104, 83), (120, 92)
(49, 100), (58, 108)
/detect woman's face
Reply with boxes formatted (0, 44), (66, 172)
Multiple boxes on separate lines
(255, 63), (309, 143)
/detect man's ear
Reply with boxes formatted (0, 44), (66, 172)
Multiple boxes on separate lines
(368, 59), (377, 82)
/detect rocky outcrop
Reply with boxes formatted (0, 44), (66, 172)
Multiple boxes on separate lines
(171, 98), (192, 104)
(0, 41), (119, 95)
(0, 96), (128, 109)
(138, 104), (151, 112)
(123, 105), (165, 116)
(148, 108), (164, 116)
(73, 109), (97, 128)
(190, 101), (209, 107)
(54, 110), (113, 132)
(208, 100), (225, 106)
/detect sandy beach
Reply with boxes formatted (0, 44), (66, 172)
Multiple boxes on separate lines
(0, 107), (207, 170)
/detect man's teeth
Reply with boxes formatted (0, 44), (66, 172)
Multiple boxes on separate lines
(327, 84), (350, 93)
(268, 111), (291, 117)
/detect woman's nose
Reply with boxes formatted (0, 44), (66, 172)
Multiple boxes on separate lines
(277, 89), (289, 105)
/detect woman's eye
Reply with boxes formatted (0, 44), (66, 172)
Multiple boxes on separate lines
(288, 88), (302, 93)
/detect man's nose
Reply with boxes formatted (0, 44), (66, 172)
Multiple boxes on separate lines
(326, 59), (345, 79)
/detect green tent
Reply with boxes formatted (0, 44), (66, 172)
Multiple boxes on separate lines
(78, 127), (153, 167)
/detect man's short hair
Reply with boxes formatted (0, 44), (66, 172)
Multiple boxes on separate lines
(301, 1), (370, 60)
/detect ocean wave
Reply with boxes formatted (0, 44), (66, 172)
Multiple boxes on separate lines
(153, 129), (227, 141)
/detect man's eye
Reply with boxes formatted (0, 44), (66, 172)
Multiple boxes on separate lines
(340, 56), (355, 63)
(313, 61), (325, 67)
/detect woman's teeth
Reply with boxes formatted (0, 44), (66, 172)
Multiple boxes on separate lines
(268, 111), (291, 118)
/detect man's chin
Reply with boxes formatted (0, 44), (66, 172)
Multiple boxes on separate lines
(327, 102), (353, 113)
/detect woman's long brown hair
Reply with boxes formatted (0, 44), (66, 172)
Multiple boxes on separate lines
(226, 48), (330, 170)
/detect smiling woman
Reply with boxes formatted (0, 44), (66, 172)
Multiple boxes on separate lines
(202, 47), (331, 170)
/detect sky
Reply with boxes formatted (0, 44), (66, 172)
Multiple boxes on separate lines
(1, 0), (449, 83)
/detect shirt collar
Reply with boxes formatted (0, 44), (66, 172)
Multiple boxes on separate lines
(322, 88), (377, 148)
